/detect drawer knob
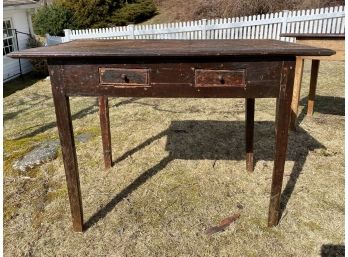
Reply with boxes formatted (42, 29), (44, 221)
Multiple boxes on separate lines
(120, 73), (129, 83)
(218, 75), (224, 83)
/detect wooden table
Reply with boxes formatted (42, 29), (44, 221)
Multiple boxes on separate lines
(281, 33), (344, 130)
(8, 40), (334, 232)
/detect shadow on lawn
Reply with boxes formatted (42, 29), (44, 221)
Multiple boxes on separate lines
(321, 244), (345, 257)
(4, 92), (51, 121)
(4, 73), (46, 98)
(297, 95), (345, 125)
(85, 120), (325, 230)
(14, 97), (138, 140)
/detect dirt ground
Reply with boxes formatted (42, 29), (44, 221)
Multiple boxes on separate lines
(4, 60), (344, 257)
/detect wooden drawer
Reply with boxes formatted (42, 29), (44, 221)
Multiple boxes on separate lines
(195, 69), (246, 87)
(60, 59), (283, 98)
(99, 68), (149, 86)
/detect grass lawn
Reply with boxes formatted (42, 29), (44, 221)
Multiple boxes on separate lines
(3, 61), (344, 257)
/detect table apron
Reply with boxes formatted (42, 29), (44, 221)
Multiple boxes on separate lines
(48, 60), (288, 98)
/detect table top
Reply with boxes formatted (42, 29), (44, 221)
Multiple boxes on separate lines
(8, 39), (335, 59)
(281, 33), (345, 39)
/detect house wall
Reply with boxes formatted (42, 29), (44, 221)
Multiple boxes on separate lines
(3, 8), (34, 82)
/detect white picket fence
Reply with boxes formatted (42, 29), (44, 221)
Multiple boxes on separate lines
(46, 5), (345, 45)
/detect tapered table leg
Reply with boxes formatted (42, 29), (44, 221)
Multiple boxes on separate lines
(307, 60), (320, 116)
(246, 98), (255, 172)
(268, 61), (295, 227)
(290, 57), (304, 130)
(51, 79), (84, 232)
(99, 96), (112, 169)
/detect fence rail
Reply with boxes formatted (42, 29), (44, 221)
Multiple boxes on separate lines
(46, 5), (345, 45)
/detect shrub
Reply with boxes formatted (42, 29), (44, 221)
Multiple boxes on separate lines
(59, 0), (122, 29)
(33, 0), (157, 33)
(111, 0), (157, 26)
(32, 3), (76, 36)
(26, 37), (48, 76)
(54, 0), (156, 28)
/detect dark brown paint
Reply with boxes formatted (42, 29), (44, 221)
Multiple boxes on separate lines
(9, 40), (334, 231)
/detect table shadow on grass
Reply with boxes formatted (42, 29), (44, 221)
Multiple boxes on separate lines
(13, 97), (138, 140)
(4, 92), (51, 121)
(4, 73), (46, 98)
(85, 120), (324, 229)
(321, 244), (345, 257)
(297, 95), (344, 125)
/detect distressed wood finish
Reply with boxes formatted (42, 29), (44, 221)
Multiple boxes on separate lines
(268, 61), (295, 226)
(290, 57), (304, 130)
(307, 60), (320, 116)
(195, 69), (246, 88)
(8, 39), (334, 58)
(245, 98), (255, 172)
(8, 40), (334, 231)
(281, 33), (343, 129)
(52, 58), (285, 98)
(99, 68), (149, 86)
(50, 65), (84, 232)
(99, 96), (112, 169)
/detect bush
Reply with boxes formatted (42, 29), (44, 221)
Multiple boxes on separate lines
(59, 0), (122, 29)
(26, 37), (49, 76)
(111, 0), (157, 26)
(32, 3), (76, 36)
(33, 0), (157, 33)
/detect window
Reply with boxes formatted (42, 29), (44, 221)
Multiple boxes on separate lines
(3, 19), (16, 56)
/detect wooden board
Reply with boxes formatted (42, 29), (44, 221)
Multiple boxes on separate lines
(281, 33), (345, 61)
(8, 39), (335, 58)
(296, 39), (344, 61)
(281, 33), (345, 39)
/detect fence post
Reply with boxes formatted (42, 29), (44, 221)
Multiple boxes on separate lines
(280, 10), (289, 40)
(45, 33), (50, 46)
(128, 24), (135, 39)
(202, 19), (207, 39)
(63, 29), (72, 42)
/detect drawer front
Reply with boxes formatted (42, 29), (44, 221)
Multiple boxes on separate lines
(195, 69), (246, 87)
(99, 68), (149, 86)
(58, 59), (285, 98)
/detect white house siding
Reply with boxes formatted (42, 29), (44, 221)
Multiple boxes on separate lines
(3, 8), (34, 82)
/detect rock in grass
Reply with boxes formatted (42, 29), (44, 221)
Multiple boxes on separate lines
(12, 133), (93, 172)
(13, 140), (60, 172)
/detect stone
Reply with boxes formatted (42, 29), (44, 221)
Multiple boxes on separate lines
(13, 140), (60, 172)
(12, 133), (93, 172)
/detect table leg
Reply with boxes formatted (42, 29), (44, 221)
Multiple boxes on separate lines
(99, 96), (112, 169)
(268, 62), (294, 227)
(307, 60), (320, 116)
(51, 84), (84, 232)
(245, 98), (255, 172)
(289, 57), (304, 130)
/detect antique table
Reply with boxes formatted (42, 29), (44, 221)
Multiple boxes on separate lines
(281, 33), (344, 130)
(8, 40), (334, 232)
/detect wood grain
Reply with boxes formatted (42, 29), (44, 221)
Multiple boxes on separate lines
(307, 60), (320, 116)
(8, 39), (335, 58)
(50, 65), (84, 232)
(268, 61), (295, 227)
(290, 57), (304, 130)
(99, 96), (112, 169)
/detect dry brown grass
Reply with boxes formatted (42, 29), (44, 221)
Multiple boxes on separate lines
(4, 60), (344, 257)
(146, 0), (344, 24)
